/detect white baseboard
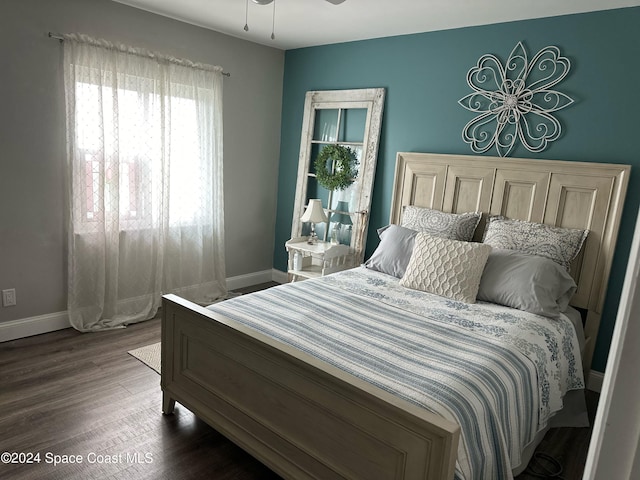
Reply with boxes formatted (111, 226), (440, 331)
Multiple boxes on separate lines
(0, 311), (70, 343)
(1, 270), (284, 343)
(588, 370), (604, 393)
(227, 269), (277, 291)
(271, 269), (288, 284)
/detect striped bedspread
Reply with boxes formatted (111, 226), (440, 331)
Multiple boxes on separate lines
(209, 267), (584, 480)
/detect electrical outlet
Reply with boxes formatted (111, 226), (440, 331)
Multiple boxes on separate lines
(2, 289), (16, 307)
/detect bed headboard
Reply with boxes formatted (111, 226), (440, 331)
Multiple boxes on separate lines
(390, 152), (630, 371)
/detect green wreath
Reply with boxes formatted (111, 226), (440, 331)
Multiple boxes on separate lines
(314, 145), (359, 191)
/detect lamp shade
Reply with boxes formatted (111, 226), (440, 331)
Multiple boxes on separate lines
(330, 201), (352, 225)
(301, 199), (328, 224)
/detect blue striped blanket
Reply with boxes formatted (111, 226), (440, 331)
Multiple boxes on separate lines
(209, 267), (584, 480)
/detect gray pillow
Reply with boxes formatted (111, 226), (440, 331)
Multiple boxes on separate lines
(477, 249), (577, 318)
(401, 206), (481, 241)
(364, 225), (417, 278)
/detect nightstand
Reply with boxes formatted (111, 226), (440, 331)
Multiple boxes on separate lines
(285, 237), (356, 282)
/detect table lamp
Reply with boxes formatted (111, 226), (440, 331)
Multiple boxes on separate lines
(301, 199), (328, 244)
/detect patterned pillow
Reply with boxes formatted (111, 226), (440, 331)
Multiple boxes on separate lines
(482, 216), (588, 271)
(400, 233), (491, 303)
(401, 206), (481, 241)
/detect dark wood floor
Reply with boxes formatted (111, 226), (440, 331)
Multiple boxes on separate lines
(1, 282), (597, 480)
(516, 393), (598, 479)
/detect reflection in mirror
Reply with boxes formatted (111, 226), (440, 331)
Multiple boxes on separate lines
(313, 109), (339, 142)
(341, 109), (366, 143)
(330, 200), (353, 245)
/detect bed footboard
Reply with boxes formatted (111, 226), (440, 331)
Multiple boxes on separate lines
(161, 294), (460, 480)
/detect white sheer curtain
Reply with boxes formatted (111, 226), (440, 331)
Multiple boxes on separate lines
(63, 34), (226, 331)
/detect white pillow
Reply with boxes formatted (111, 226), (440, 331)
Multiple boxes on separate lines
(400, 233), (491, 303)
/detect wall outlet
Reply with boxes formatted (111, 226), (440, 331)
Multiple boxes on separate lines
(2, 289), (16, 307)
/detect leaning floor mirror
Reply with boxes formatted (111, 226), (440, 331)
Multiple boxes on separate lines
(290, 88), (386, 264)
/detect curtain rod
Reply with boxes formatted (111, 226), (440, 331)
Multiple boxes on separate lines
(48, 32), (231, 77)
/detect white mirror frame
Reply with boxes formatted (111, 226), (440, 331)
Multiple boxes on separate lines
(290, 88), (385, 263)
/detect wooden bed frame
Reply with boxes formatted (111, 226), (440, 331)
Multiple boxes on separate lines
(162, 153), (630, 480)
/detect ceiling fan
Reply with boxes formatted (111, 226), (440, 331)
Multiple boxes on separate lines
(244, 0), (347, 40)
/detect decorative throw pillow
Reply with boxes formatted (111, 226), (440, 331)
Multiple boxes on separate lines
(400, 233), (491, 303)
(364, 225), (418, 278)
(400, 206), (481, 241)
(482, 216), (588, 271)
(477, 249), (577, 318)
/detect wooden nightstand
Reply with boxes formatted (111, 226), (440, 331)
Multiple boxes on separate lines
(285, 237), (356, 282)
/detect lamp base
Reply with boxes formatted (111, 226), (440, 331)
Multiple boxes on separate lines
(307, 224), (319, 244)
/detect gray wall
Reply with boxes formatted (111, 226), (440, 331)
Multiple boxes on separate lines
(0, 0), (284, 324)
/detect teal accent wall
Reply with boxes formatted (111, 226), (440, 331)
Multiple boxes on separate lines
(274, 7), (640, 372)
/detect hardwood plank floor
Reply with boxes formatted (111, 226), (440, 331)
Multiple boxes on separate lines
(1, 283), (597, 479)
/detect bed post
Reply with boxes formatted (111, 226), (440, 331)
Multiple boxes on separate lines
(162, 393), (176, 415)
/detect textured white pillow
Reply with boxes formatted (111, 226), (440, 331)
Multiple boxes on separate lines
(400, 233), (491, 303)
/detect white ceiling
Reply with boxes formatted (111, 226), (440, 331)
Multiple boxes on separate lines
(113, 0), (640, 50)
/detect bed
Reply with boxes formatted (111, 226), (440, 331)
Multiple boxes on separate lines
(161, 152), (630, 479)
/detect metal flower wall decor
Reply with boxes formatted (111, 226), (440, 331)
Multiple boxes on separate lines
(458, 42), (574, 157)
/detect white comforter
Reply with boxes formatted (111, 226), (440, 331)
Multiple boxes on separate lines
(209, 267), (584, 480)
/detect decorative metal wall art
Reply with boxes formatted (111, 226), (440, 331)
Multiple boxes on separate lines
(458, 42), (574, 157)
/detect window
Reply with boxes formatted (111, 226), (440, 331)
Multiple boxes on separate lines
(72, 74), (212, 230)
(64, 34), (226, 330)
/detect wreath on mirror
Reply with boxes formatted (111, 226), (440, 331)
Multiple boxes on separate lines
(314, 144), (359, 191)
